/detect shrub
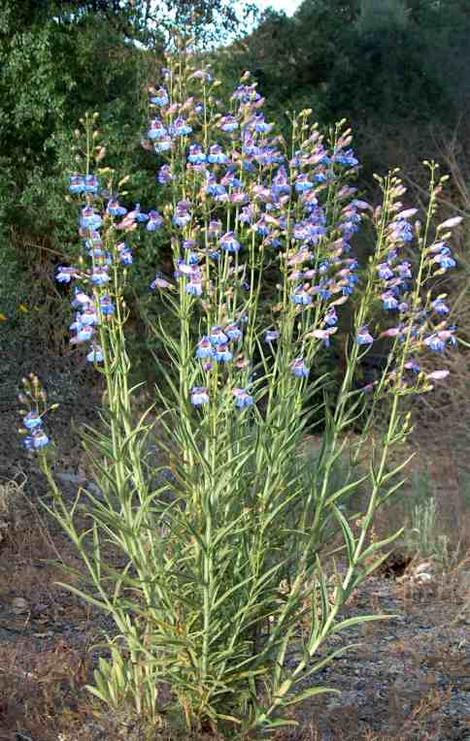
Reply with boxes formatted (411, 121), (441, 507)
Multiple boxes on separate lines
(18, 45), (461, 736)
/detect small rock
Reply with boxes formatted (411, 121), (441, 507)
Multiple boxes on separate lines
(458, 570), (470, 593)
(414, 561), (434, 575)
(11, 597), (29, 615)
(415, 572), (433, 583)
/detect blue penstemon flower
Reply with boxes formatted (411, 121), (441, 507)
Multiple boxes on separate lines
(148, 119), (168, 141)
(171, 117), (192, 137)
(291, 358), (309, 378)
(233, 388), (254, 409)
(356, 326), (374, 346)
(220, 232), (241, 253)
(87, 345), (104, 363)
(150, 87), (169, 106)
(196, 337), (214, 359)
(213, 344), (233, 363)
(80, 206), (103, 231)
(24, 429), (50, 450)
(191, 387), (209, 407)
(173, 201), (192, 228)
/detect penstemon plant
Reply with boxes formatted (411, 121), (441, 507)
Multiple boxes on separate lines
(19, 42), (461, 737)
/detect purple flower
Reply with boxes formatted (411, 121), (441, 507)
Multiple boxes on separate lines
(291, 288), (313, 306)
(232, 83), (263, 104)
(381, 291), (399, 310)
(173, 201), (192, 228)
(220, 231), (241, 253)
(396, 261), (412, 279)
(188, 144), (206, 165)
(151, 274), (172, 290)
(219, 114), (238, 132)
(226, 324), (242, 342)
(333, 149), (359, 167)
(191, 69), (212, 82)
(265, 329), (279, 343)
(208, 219), (222, 238)
(209, 326), (229, 346)
(257, 147), (283, 167)
(424, 329), (456, 352)
(239, 204), (256, 225)
(295, 174), (314, 193)
(272, 166), (291, 198)
(90, 267), (110, 286)
(186, 279), (203, 297)
(432, 297), (449, 315)
(324, 307), (338, 327)
(405, 359), (421, 373)
(433, 248), (456, 270)
(356, 326), (374, 346)
(87, 345), (104, 363)
(175, 261), (195, 278)
(100, 295), (115, 315)
(119, 245), (133, 265)
(309, 327), (337, 347)
(148, 119), (168, 140)
(206, 176), (227, 201)
(196, 337), (213, 359)
(233, 388), (254, 409)
(187, 251), (200, 265)
(107, 199), (127, 217)
(84, 231), (103, 251)
(389, 218), (414, 243)
(207, 144), (228, 165)
(255, 215), (271, 237)
(69, 174), (85, 194)
(147, 210), (164, 231)
(250, 114), (273, 134)
(213, 344), (233, 362)
(56, 266), (78, 284)
(72, 288), (92, 308)
(171, 117), (192, 137)
(377, 263), (394, 281)
(83, 174), (100, 194)
(23, 411), (42, 430)
(80, 206), (102, 231)
(191, 387), (209, 407)
(150, 87), (169, 106)
(134, 205), (149, 223)
(291, 358), (309, 378)
(158, 165), (173, 184)
(154, 136), (172, 153)
(78, 307), (99, 326)
(24, 429), (50, 450)
(70, 325), (94, 344)
(424, 334), (446, 352)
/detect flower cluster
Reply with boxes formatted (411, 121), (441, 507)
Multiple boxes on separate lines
(18, 374), (54, 451)
(361, 178), (461, 394)
(62, 156), (165, 363)
(196, 322), (244, 368)
(144, 65), (459, 410)
(145, 68), (371, 403)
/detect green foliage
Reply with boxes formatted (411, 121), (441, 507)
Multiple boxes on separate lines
(227, 0), (470, 173)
